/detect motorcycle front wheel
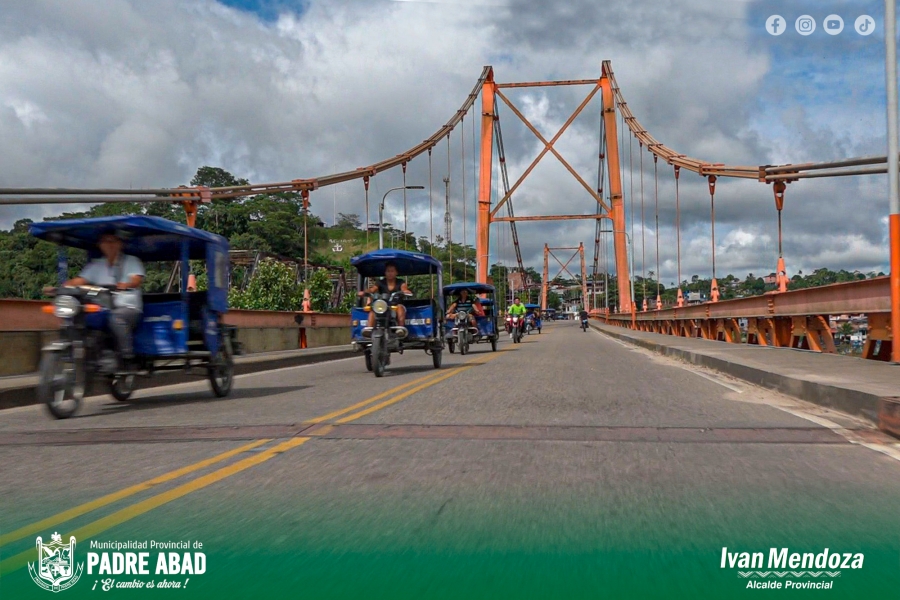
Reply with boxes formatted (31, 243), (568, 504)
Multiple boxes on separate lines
(110, 373), (136, 402)
(39, 349), (84, 419)
(372, 334), (386, 377)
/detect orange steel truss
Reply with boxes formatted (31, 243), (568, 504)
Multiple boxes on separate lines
(476, 68), (632, 313)
(540, 243), (587, 311)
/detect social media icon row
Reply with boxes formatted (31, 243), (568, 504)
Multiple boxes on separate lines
(766, 15), (875, 36)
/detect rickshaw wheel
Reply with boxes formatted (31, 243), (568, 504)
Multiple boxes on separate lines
(432, 348), (442, 369)
(364, 350), (373, 372)
(209, 336), (234, 397)
(39, 350), (83, 419)
(110, 374), (136, 402)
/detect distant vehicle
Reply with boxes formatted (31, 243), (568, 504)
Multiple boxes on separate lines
(443, 282), (499, 354)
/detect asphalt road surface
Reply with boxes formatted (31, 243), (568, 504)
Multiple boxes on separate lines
(2, 322), (899, 599)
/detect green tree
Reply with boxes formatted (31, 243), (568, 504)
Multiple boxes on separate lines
(336, 213), (362, 229)
(228, 259), (303, 311)
(306, 268), (334, 312)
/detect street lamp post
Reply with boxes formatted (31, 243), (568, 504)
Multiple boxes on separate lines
(885, 0), (900, 362)
(380, 186), (424, 249)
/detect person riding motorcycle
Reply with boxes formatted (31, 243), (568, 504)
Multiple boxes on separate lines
(49, 229), (145, 369)
(358, 261), (410, 335)
(447, 289), (483, 330)
(579, 308), (589, 328)
(507, 298), (527, 337)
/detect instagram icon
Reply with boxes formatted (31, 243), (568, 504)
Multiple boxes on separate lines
(795, 15), (816, 35)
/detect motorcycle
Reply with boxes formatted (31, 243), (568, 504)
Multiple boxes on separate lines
(510, 315), (524, 343)
(361, 290), (412, 377)
(525, 315), (535, 335)
(452, 309), (478, 355)
(38, 285), (123, 418)
(581, 317), (589, 331)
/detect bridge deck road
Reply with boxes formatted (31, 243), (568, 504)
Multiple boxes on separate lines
(2, 321), (900, 598)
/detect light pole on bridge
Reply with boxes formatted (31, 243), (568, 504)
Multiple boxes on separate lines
(885, 0), (900, 363)
(379, 186), (424, 250)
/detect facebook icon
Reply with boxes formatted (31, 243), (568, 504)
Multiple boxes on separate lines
(766, 15), (785, 36)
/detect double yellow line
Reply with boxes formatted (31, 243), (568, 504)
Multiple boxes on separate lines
(0, 348), (510, 575)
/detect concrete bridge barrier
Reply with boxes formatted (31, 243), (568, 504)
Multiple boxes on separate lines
(0, 300), (351, 377)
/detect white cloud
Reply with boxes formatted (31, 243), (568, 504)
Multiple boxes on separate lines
(0, 0), (891, 280)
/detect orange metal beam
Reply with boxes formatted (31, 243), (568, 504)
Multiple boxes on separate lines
(493, 89), (610, 213)
(490, 84), (605, 219)
(605, 276), (891, 321)
(548, 248), (581, 284)
(541, 244), (549, 311)
(496, 80), (601, 89)
(580, 242), (588, 309)
(492, 214), (608, 222)
(600, 70), (632, 313)
(892, 213), (900, 362)
(476, 68), (495, 283)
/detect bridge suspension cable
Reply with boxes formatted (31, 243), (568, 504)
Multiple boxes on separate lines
(640, 141), (646, 311)
(428, 148), (434, 254)
(709, 175), (719, 302)
(628, 119), (636, 311)
(461, 113), (467, 280)
(674, 165), (683, 307)
(654, 154), (660, 310)
(492, 103), (525, 276)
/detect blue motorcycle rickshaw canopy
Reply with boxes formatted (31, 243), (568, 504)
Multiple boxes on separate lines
(30, 215), (232, 353)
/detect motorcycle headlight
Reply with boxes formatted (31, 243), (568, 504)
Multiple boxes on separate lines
(372, 299), (389, 315)
(53, 295), (81, 318)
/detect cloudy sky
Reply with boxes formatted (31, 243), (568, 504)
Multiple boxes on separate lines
(0, 0), (892, 285)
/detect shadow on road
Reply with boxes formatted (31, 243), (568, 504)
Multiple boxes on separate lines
(71, 385), (313, 418)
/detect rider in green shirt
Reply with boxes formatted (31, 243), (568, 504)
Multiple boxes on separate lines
(508, 298), (526, 316)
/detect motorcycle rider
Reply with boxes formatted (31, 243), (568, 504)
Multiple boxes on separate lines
(358, 261), (410, 335)
(507, 298), (527, 338)
(447, 289), (483, 330)
(579, 307), (589, 329)
(54, 229), (145, 369)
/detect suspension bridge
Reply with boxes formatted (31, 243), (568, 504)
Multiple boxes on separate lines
(2, 61), (900, 597)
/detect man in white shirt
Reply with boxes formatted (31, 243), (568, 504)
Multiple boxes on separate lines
(62, 230), (145, 364)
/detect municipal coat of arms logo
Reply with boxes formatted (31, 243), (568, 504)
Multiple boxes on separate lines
(28, 532), (83, 592)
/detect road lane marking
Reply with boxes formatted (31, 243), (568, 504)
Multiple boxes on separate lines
(690, 370), (745, 394)
(768, 406), (900, 463)
(1, 348), (517, 573)
(0, 438), (271, 547)
(305, 370), (451, 424)
(0, 437), (308, 576)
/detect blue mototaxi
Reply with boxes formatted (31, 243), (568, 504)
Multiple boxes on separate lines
(443, 282), (499, 353)
(30, 215), (235, 418)
(524, 303), (542, 334)
(350, 249), (445, 374)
